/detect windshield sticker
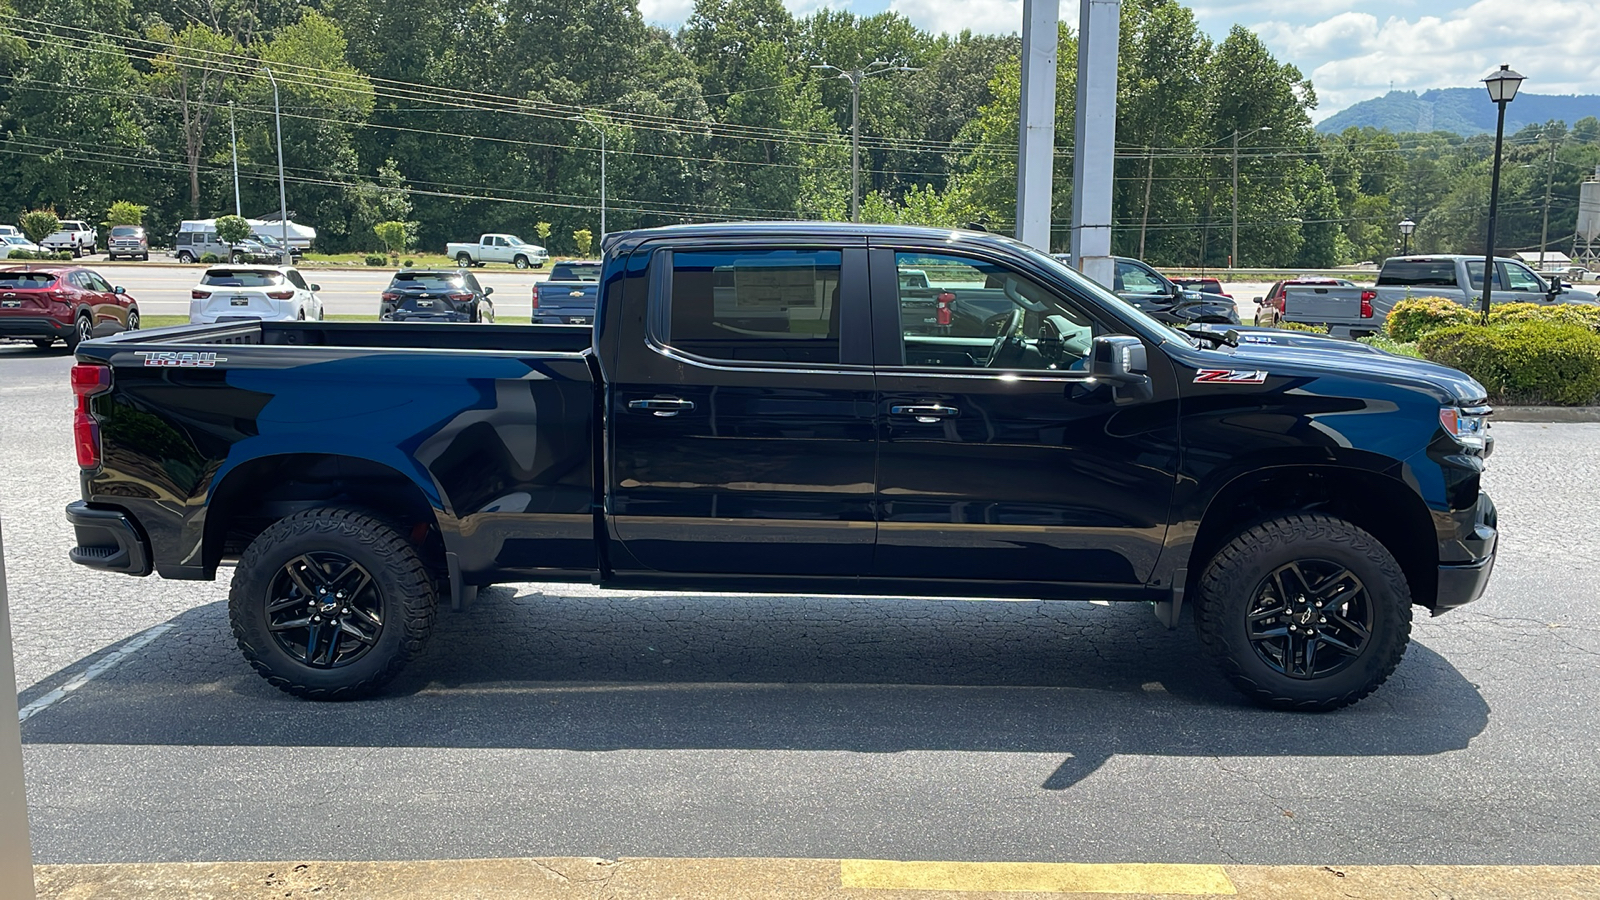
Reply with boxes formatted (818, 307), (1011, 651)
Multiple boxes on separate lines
(1195, 368), (1269, 384)
(136, 351), (227, 368)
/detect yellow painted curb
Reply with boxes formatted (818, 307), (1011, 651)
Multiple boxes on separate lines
(841, 860), (1235, 894)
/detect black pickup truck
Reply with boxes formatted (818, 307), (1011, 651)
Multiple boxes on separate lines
(66, 223), (1498, 710)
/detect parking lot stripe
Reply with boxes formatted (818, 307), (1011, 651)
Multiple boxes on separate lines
(841, 859), (1236, 894)
(17, 623), (175, 723)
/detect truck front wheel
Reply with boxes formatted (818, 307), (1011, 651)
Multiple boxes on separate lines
(229, 508), (438, 700)
(1193, 514), (1412, 711)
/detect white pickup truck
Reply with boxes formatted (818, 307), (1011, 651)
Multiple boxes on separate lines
(445, 234), (549, 269)
(41, 220), (97, 257)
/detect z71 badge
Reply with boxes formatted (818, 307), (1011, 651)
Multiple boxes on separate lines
(135, 351), (227, 368)
(1194, 368), (1269, 384)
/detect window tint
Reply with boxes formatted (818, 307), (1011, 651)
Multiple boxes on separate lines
(1464, 261), (1503, 290)
(392, 272), (465, 291)
(1505, 264), (1542, 291)
(890, 251), (1099, 372)
(668, 249), (841, 364)
(1115, 260), (1168, 296)
(552, 263), (601, 282)
(0, 273), (56, 288)
(1378, 261), (1458, 287)
(286, 270), (310, 290)
(202, 269), (285, 288)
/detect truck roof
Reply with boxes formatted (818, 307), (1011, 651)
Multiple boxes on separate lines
(607, 221), (1028, 253)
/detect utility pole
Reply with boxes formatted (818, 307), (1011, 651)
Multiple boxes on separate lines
(260, 67), (291, 265)
(812, 61), (918, 222)
(1539, 131), (1556, 269)
(229, 101), (241, 218)
(1230, 125), (1270, 269)
(570, 116), (607, 239)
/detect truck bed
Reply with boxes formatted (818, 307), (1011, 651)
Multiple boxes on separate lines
(1282, 285), (1378, 338)
(96, 319), (595, 353)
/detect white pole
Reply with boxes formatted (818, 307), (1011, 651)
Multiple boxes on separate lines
(229, 101), (241, 218)
(599, 128), (606, 239)
(263, 68), (291, 266)
(1016, 0), (1058, 251)
(1069, 0), (1120, 287)
(0, 520), (38, 900)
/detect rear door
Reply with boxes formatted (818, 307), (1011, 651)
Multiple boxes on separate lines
(868, 244), (1180, 591)
(607, 241), (878, 576)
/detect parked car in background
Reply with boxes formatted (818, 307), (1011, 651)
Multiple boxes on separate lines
(106, 225), (150, 261)
(447, 234), (549, 269)
(0, 264), (139, 349)
(252, 232), (302, 263)
(0, 235), (41, 259)
(188, 265), (323, 324)
(1253, 278), (1358, 326)
(533, 260), (600, 324)
(1051, 254), (1240, 326)
(1171, 276), (1232, 300)
(0, 226), (19, 238)
(174, 230), (277, 264)
(381, 269), (495, 323)
(41, 220), (96, 257)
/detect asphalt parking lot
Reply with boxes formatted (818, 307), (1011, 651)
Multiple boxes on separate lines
(3, 339), (1600, 884)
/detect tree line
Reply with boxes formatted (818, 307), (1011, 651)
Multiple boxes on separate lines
(2, 0), (1597, 265)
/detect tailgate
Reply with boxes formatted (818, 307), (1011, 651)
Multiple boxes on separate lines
(1282, 286), (1370, 326)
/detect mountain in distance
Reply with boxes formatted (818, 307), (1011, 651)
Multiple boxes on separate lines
(1316, 88), (1600, 136)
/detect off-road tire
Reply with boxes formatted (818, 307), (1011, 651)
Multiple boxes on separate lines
(177, 251), (196, 264)
(1193, 514), (1412, 711)
(229, 508), (438, 700)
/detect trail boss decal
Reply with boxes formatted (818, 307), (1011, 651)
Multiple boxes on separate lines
(1194, 368), (1269, 384)
(136, 351), (227, 368)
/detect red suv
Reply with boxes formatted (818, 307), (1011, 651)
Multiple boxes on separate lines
(0, 265), (140, 351)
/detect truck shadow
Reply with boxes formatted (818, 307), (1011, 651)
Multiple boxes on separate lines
(18, 586), (1489, 790)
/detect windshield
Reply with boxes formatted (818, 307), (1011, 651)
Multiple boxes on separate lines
(1021, 246), (1194, 344)
(3, 236), (31, 245)
(504, 235), (525, 246)
(253, 234), (281, 246)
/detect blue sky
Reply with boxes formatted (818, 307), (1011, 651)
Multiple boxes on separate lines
(636, 0), (1600, 121)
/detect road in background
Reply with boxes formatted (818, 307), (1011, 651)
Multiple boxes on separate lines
(2, 349), (1598, 868)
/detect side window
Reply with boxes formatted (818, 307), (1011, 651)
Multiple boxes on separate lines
(1465, 261), (1503, 290)
(1115, 260), (1168, 296)
(667, 248), (841, 364)
(890, 251), (1100, 373)
(69, 272), (90, 289)
(286, 270), (310, 290)
(1505, 263), (1542, 291)
(86, 273), (113, 292)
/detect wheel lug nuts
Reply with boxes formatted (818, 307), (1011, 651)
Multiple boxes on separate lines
(1319, 616), (1326, 623)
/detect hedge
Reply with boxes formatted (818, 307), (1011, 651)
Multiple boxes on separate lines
(1384, 296), (1476, 342)
(1486, 302), (1600, 331)
(1419, 323), (1600, 406)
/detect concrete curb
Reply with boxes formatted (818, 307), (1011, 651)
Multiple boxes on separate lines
(1494, 406), (1600, 423)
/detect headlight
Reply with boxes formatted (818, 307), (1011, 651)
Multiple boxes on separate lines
(1440, 406), (1492, 452)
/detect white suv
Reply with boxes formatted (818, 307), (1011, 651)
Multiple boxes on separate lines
(189, 265), (324, 324)
(41, 220), (96, 257)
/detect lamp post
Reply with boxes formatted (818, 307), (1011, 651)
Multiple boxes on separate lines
(260, 67), (291, 265)
(570, 116), (606, 239)
(811, 61), (918, 222)
(1231, 125), (1270, 268)
(228, 101), (241, 218)
(1480, 64), (1524, 324)
(1399, 217), (1416, 255)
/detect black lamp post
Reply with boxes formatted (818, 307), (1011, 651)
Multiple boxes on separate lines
(1398, 217), (1415, 255)
(1480, 64), (1524, 324)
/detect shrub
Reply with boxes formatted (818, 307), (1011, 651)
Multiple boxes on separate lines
(1485, 302), (1600, 332)
(18, 209), (59, 246)
(403, 259), (414, 268)
(214, 214), (252, 248)
(1419, 323), (1600, 406)
(1385, 296), (1475, 342)
(374, 220), (408, 255)
(364, 254), (387, 266)
(573, 228), (593, 257)
(199, 253), (220, 264)
(1273, 321), (1326, 333)
(106, 201), (145, 226)
(1357, 335), (1424, 358)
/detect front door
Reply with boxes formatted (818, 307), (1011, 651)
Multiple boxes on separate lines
(608, 244), (878, 576)
(868, 246), (1180, 591)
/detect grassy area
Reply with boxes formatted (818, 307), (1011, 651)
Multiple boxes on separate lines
(297, 251), (574, 270)
(142, 314), (378, 328)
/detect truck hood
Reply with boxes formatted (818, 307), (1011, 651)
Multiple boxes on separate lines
(1211, 335), (1489, 406)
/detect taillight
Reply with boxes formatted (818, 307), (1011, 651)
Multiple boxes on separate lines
(529, 288), (539, 309)
(1360, 290), (1375, 318)
(192, 289), (211, 300)
(381, 291), (400, 302)
(265, 290), (294, 300)
(449, 292), (473, 305)
(71, 364), (111, 469)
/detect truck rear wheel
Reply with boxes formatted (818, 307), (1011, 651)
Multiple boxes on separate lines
(456, 252), (473, 267)
(229, 508), (438, 700)
(1193, 514), (1411, 711)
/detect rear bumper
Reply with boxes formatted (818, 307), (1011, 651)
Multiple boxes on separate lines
(1434, 491), (1497, 613)
(66, 501), (152, 576)
(386, 310), (472, 322)
(0, 315), (73, 339)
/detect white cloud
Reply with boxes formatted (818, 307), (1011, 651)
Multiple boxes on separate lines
(887, 0), (1026, 37)
(638, 0), (698, 29)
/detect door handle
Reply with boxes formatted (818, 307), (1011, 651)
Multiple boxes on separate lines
(891, 404), (959, 423)
(628, 398), (695, 417)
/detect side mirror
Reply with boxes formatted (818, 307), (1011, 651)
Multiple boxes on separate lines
(1089, 335), (1148, 383)
(309, 284), (322, 292)
(484, 286), (495, 296)
(1252, 296), (1264, 304)
(1548, 276), (1563, 295)
(112, 286), (125, 294)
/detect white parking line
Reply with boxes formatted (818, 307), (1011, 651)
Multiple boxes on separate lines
(17, 623), (175, 723)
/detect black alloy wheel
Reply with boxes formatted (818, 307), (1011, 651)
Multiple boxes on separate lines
(1194, 513), (1411, 711)
(127, 308), (140, 331)
(263, 552), (384, 669)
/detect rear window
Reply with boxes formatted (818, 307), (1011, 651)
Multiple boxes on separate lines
(111, 226), (143, 237)
(1378, 261), (1457, 287)
(202, 269), (285, 288)
(391, 273), (466, 291)
(551, 263), (601, 282)
(0, 272), (58, 289)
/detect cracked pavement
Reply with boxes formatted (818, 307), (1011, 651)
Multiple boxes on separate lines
(3, 344), (1599, 867)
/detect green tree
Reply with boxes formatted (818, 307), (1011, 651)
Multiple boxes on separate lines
(214, 214), (252, 253)
(374, 220), (408, 255)
(147, 23), (240, 217)
(18, 209), (59, 245)
(536, 222), (553, 244)
(573, 228), (593, 257)
(106, 200), (145, 226)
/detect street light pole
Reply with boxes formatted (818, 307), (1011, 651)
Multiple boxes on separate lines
(570, 116), (606, 239)
(229, 101), (241, 218)
(1480, 64), (1524, 325)
(1231, 125), (1269, 269)
(1399, 217), (1416, 255)
(1539, 131), (1556, 270)
(812, 61), (918, 222)
(260, 67), (291, 266)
